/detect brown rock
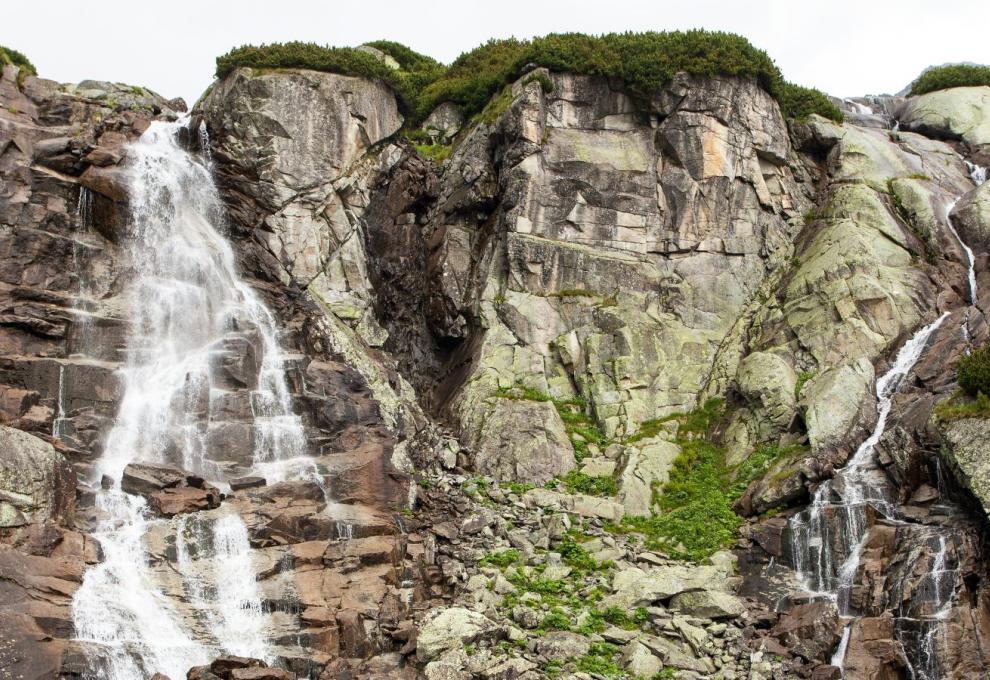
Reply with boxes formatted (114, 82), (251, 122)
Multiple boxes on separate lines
(148, 485), (221, 516)
(229, 668), (294, 680)
(771, 601), (840, 663)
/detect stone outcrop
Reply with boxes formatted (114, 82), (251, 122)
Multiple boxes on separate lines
(899, 85), (990, 160)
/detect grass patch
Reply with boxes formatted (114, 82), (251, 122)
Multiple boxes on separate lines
(561, 469), (618, 496)
(548, 288), (599, 298)
(612, 399), (743, 561)
(216, 32), (842, 126)
(1, 45), (37, 87)
(910, 63), (990, 96)
(558, 536), (615, 573)
(576, 642), (623, 678)
(480, 548), (522, 568)
(413, 142), (452, 163)
(729, 443), (805, 498)
(934, 390), (990, 422)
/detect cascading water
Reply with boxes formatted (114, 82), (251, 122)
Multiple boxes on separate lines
(788, 311), (950, 668)
(965, 161), (987, 186)
(71, 120), (309, 679)
(789, 170), (984, 675)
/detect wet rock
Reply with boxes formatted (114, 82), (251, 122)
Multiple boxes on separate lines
(148, 485), (221, 516)
(770, 601), (840, 663)
(0, 425), (76, 527)
(230, 476), (267, 491)
(120, 462), (186, 496)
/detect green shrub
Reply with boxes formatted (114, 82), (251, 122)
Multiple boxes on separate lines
(0, 45), (37, 86)
(480, 548), (521, 568)
(910, 64), (990, 96)
(215, 33), (842, 126)
(561, 469), (618, 496)
(958, 344), (990, 397)
(215, 41), (440, 114)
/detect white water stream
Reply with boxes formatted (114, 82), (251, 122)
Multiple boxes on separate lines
(71, 121), (308, 679)
(789, 165), (984, 675)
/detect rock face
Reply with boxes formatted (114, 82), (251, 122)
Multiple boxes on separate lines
(3, 46), (990, 680)
(900, 85), (990, 158)
(0, 426), (75, 526)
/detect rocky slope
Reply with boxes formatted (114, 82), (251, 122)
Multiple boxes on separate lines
(2, 48), (990, 680)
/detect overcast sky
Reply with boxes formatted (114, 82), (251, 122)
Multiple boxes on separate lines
(4, 0), (988, 105)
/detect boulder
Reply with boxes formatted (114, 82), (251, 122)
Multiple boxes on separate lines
(621, 641), (662, 677)
(900, 86), (990, 152)
(616, 437), (680, 516)
(148, 486), (221, 516)
(535, 631), (591, 661)
(0, 426), (75, 527)
(952, 180), (990, 252)
(604, 564), (729, 608)
(473, 399), (575, 484)
(120, 462), (186, 496)
(770, 601), (840, 663)
(416, 608), (501, 661)
(736, 351), (798, 428)
(669, 589), (745, 619)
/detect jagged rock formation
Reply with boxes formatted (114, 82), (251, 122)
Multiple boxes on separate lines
(2, 45), (990, 680)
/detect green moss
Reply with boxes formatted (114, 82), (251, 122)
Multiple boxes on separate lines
(958, 344), (990, 398)
(558, 536), (614, 573)
(910, 64), (990, 96)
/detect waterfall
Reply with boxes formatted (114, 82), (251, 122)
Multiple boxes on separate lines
(71, 120), (308, 679)
(944, 198), (977, 304)
(52, 364), (67, 438)
(965, 161), (987, 186)
(789, 312), (949, 604)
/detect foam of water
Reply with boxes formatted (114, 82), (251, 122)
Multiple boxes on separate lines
(71, 120), (308, 679)
(965, 161), (987, 186)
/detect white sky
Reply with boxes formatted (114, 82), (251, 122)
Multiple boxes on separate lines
(4, 0), (988, 105)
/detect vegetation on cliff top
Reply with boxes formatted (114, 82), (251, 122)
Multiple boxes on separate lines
(214, 31), (842, 124)
(0, 45), (37, 84)
(910, 63), (990, 96)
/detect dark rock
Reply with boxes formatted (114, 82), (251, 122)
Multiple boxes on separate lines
(230, 476), (267, 491)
